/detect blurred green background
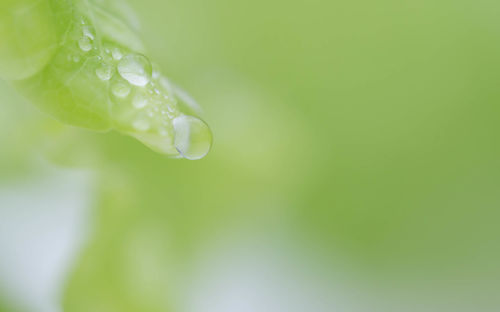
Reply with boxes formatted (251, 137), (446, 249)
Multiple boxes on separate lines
(1, 0), (500, 311)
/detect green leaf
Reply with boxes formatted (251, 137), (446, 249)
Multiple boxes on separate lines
(1, 0), (212, 160)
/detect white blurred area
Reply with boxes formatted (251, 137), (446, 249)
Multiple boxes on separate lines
(0, 167), (93, 312)
(177, 231), (351, 312)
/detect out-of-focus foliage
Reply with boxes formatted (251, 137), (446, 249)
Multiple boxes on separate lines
(1, 0), (500, 311)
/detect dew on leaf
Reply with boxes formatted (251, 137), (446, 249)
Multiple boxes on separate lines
(118, 54), (152, 87)
(112, 48), (123, 60)
(111, 81), (131, 98)
(96, 64), (113, 81)
(78, 36), (92, 52)
(83, 26), (95, 40)
(173, 115), (212, 160)
(132, 93), (148, 109)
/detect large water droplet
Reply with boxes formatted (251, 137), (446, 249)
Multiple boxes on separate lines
(78, 37), (92, 52)
(118, 54), (152, 87)
(173, 115), (212, 160)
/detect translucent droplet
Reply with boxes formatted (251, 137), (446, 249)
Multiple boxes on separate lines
(83, 26), (95, 40)
(173, 115), (212, 160)
(133, 119), (150, 131)
(133, 93), (148, 109)
(118, 54), (152, 87)
(152, 70), (160, 80)
(112, 48), (123, 60)
(111, 81), (131, 98)
(73, 55), (81, 63)
(96, 64), (113, 81)
(78, 37), (92, 52)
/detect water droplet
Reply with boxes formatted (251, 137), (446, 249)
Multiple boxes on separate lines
(78, 37), (92, 52)
(118, 54), (152, 87)
(112, 48), (123, 60)
(132, 93), (148, 109)
(112, 81), (131, 98)
(133, 119), (150, 131)
(83, 26), (95, 40)
(173, 115), (212, 160)
(73, 55), (81, 63)
(96, 64), (113, 81)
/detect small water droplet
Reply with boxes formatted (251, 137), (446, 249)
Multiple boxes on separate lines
(118, 54), (152, 87)
(112, 48), (123, 60)
(133, 119), (150, 131)
(151, 63), (161, 79)
(112, 81), (131, 98)
(132, 93), (148, 109)
(173, 115), (212, 160)
(96, 64), (113, 81)
(73, 55), (81, 63)
(78, 37), (92, 52)
(83, 26), (95, 40)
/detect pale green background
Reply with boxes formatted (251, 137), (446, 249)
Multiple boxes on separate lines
(1, 0), (499, 311)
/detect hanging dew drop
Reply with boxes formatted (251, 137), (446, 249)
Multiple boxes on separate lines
(78, 37), (92, 52)
(118, 54), (152, 87)
(173, 115), (213, 160)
